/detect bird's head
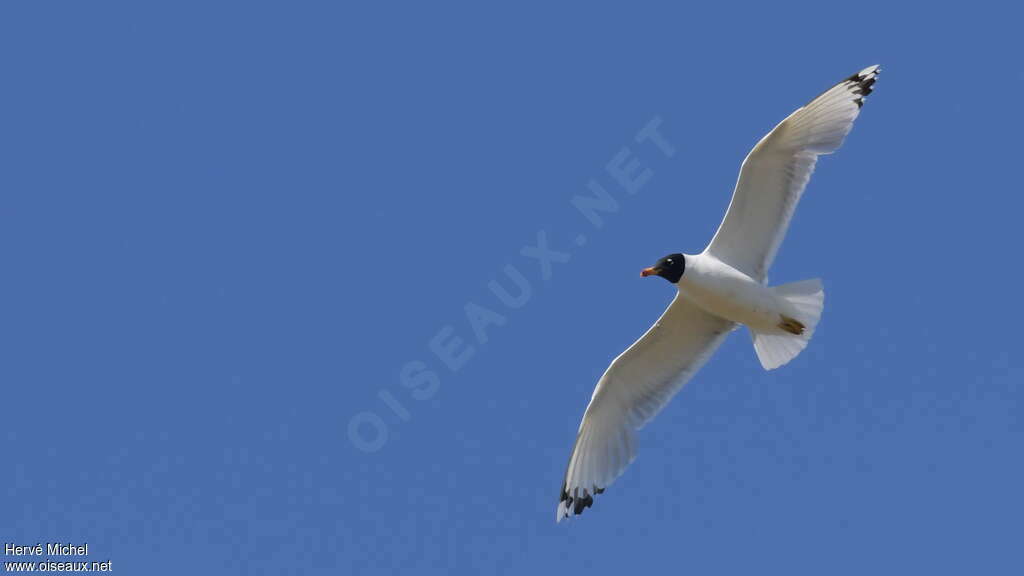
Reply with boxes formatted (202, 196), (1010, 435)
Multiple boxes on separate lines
(641, 253), (685, 284)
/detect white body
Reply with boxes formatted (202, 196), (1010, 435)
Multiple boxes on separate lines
(677, 252), (791, 334)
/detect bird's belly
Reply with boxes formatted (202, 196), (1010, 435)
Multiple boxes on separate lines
(679, 275), (778, 329)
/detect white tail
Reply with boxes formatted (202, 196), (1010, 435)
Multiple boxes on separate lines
(750, 279), (825, 370)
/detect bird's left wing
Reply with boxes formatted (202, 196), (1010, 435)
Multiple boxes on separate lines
(557, 294), (734, 521)
(705, 65), (880, 281)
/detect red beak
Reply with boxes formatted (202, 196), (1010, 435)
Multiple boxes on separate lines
(640, 267), (658, 277)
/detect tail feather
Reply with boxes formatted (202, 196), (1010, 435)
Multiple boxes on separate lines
(751, 278), (824, 370)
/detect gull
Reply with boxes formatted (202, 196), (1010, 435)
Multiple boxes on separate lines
(557, 65), (880, 521)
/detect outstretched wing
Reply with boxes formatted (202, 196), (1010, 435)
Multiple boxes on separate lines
(706, 65), (880, 281)
(557, 295), (734, 521)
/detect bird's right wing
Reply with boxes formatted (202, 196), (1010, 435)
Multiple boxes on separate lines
(705, 65), (880, 281)
(557, 294), (734, 521)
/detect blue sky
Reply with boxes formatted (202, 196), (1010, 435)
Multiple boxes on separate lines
(2, 2), (1022, 574)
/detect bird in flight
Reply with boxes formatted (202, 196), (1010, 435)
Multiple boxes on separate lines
(557, 65), (881, 522)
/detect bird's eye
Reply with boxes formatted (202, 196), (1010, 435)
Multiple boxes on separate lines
(666, 259), (673, 265)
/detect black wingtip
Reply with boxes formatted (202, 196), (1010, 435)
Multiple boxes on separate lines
(558, 482), (602, 521)
(847, 65), (881, 108)
(573, 493), (594, 514)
